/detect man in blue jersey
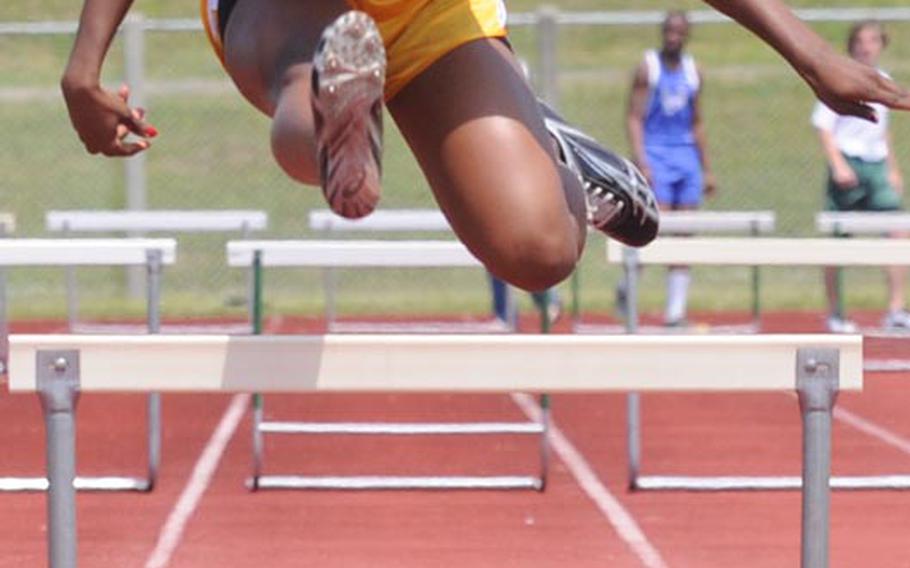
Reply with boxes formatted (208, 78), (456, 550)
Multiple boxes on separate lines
(625, 11), (715, 327)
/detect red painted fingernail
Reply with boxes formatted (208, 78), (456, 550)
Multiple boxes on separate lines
(146, 126), (158, 137)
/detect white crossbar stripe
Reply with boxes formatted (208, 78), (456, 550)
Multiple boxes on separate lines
(144, 394), (248, 568)
(511, 394), (667, 568)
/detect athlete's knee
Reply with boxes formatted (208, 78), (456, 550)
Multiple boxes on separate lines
(485, 229), (578, 292)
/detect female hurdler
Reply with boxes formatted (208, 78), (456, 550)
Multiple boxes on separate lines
(61, 0), (910, 292)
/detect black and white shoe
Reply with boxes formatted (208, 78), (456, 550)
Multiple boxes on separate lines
(540, 101), (659, 247)
(311, 11), (386, 219)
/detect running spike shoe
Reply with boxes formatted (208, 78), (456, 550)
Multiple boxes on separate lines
(540, 101), (659, 247)
(311, 11), (386, 219)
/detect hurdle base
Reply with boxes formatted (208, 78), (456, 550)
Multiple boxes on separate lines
(573, 322), (761, 335)
(248, 475), (543, 491)
(633, 474), (910, 491)
(0, 475), (151, 492)
(259, 421), (545, 435)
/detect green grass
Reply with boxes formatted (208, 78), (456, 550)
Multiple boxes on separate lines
(3, 2), (910, 320)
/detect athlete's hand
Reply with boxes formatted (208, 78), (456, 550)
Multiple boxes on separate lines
(61, 81), (157, 157)
(803, 48), (910, 121)
(703, 171), (717, 197)
(889, 169), (904, 195)
(832, 163), (858, 190)
(635, 161), (653, 187)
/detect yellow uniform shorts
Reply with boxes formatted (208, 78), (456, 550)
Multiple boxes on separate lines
(201, 0), (508, 100)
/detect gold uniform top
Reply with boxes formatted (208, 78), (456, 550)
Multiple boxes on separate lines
(202, 0), (508, 100)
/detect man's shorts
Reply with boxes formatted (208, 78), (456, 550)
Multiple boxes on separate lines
(201, 0), (508, 100)
(826, 154), (901, 212)
(645, 144), (703, 208)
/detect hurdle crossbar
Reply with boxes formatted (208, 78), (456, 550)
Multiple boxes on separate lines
(46, 210), (266, 333)
(230, 238), (534, 491)
(608, 237), (910, 494)
(0, 238), (175, 494)
(576, 211), (775, 333)
(9, 333), (859, 568)
(308, 208), (451, 232)
(607, 237), (910, 266)
(306, 210), (522, 330)
(816, 211), (910, 234)
(0, 238), (176, 266)
(8, 334), (862, 392)
(228, 239), (481, 268)
(46, 210), (268, 233)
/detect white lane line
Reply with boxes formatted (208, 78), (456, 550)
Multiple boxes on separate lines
(834, 406), (910, 455)
(144, 394), (249, 568)
(511, 394), (668, 568)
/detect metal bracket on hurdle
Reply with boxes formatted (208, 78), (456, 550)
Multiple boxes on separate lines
(0, 246), (168, 493)
(238, 245), (550, 491)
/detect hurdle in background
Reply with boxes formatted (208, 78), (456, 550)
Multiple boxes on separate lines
(9, 333), (862, 568)
(609, 236), (910, 491)
(817, 211), (910, 337)
(46, 210), (267, 332)
(573, 210), (775, 333)
(0, 239), (176, 493)
(308, 208), (519, 331)
(227, 240), (549, 490)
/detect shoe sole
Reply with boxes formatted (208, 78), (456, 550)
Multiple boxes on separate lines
(312, 11), (386, 219)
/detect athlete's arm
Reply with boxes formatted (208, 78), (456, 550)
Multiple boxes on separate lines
(816, 128), (857, 189)
(702, 0), (910, 119)
(61, 0), (155, 157)
(626, 62), (651, 183)
(692, 69), (715, 196)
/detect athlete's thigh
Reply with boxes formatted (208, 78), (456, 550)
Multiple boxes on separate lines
(386, 38), (578, 263)
(222, 0), (349, 115)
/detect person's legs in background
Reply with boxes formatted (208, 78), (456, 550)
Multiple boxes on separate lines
(660, 146), (702, 327)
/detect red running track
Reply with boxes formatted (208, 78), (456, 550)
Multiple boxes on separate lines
(2, 312), (910, 567)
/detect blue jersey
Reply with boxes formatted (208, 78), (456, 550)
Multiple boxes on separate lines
(643, 49), (700, 147)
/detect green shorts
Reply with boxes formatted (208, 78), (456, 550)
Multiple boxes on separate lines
(825, 155), (902, 212)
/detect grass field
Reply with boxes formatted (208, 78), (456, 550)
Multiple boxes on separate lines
(2, 2), (910, 321)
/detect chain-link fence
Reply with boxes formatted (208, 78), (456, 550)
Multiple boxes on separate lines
(3, 8), (910, 321)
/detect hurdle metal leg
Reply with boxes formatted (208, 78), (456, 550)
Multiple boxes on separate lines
(145, 250), (162, 491)
(797, 348), (838, 568)
(622, 248), (644, 489)
(0, 266), (7, 376)
(38, 350), (81, 568)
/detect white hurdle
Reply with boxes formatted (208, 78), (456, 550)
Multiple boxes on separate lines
(0, 238), (176, 493)
(307, 208), (519, 331)
(816, 211), (910, 339)
(227, 239), (547, 491)
(8, 333), (861, 568)
(46, 209), (267, 332)
(608, 237), (910, 492)
(574, 210), (775, 333)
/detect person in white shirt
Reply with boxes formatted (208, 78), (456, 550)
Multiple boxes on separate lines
(812, 20), (908, 332)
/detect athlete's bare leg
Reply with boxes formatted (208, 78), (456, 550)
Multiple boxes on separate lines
(388, 39), (587, 291)
(221, 5), (584, 291)
(221, 0), (348, 186)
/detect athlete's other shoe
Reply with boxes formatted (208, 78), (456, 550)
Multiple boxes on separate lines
(311, 11), (385, 219)
(540, 101), (659, 247)
(826, 314), (858, 334)
(883, 309), (910, 331)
